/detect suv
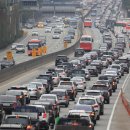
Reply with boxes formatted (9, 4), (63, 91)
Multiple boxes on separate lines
(92, 84), (110, 104)
(55, 55), (69, 66)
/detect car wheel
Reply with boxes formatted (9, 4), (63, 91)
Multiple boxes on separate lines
(107, 99), (110, 104)
(72, 96), (75, 101)
(127, 71), (129, 74)
(65, 103), (68, 108)
(100, 110), (104, 115)
(97, 115), (100, 120)
(93, 120), (96, 125)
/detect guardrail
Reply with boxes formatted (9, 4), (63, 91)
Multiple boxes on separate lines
(120, 89), (130, 116)
(0, 5), (94, 83)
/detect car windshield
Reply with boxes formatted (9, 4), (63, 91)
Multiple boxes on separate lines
(16, 45), (24, 48)
(81, 37), (91, 41)
(27, 84), (37, 89)
(14, 106), (37, 112)
(92, 86), (108, 90)
(56, 69), (64, 73)
(72, 70), (85, 74)
(0, 96), (16, 102)
(79, 99), (95, 105)
(111, 66), (120, 69)
(5, 117), (28, 125)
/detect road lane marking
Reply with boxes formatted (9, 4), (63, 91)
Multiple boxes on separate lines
(107, 73), (130, 130)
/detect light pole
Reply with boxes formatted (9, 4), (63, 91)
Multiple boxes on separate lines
(51, 1), (56, 17)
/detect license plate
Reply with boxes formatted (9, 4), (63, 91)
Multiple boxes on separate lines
(3, 103), (10, 106)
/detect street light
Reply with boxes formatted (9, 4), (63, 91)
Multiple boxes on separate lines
(51, 1), (56, 17)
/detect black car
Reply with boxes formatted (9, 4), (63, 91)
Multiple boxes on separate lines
(92, 84), (110, 104)
(74, 48), (85, 57)
(0, 95), (21, 114)
(86, 66), (98, 77)
(120, 63), (129, 73)
(90, 60), (103, 74)
(55, 115), (94, 130)
(55, 55), (69, 66)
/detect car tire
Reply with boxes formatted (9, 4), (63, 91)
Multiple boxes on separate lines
(65, 103), (68, 108)
(97, 115), (100, 120)
(107, 99), (110, 104)
(93, 120), (96, 125)
(100, 110), (104, 115)
(72, 97), (75, 101)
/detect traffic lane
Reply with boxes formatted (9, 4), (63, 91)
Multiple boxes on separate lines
(0, 27), (78, 64)
(59, 73), (128, 130)
(110, 96), (130, 130)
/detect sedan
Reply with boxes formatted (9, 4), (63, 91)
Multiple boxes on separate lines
(52, 33), (60, 39)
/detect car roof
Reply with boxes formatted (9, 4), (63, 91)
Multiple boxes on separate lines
(51, 89), (66, 92)
(86, 90), (101, 93)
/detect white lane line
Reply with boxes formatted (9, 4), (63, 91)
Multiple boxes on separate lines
(107, 73), (130, 130)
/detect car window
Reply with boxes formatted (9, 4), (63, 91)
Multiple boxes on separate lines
(60, 82), (72, 85)
(79, 99), (95, 105)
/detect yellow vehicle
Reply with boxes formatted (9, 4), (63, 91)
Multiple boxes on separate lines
(37, 22), (44, 28)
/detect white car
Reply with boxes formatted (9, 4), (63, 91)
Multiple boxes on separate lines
(45, 27), (52, 33)
(32, 31), (38, 36)
(55, 68), (67, 78)
(76, 96), (101, 120)
(15, 44), (25, 53)
(11, 43), (18, 50)
(52, 33), (60, 39)
(29, 105), (48, 121)
(71, 77), (86, 92)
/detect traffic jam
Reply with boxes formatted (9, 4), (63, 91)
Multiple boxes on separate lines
(0, 0), (129, 130)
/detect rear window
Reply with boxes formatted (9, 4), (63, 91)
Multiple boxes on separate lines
(5, 117), (29, 125)
(79, 99), (95, 105)
(51, 91), (65, 96)
(72, 70), (85, 75)
(60, 82), (72, 85)
(6, 91), (22, 96)
(86, 92), (100, 96)
(0, 128), (23, 130)
(57, 118), (89, 126)
(0, 96), (16, 102)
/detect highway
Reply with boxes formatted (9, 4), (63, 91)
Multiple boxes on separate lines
(0, 25), (79, 64)
(0, 20), (129, 130)
(0, 0), (130, 130)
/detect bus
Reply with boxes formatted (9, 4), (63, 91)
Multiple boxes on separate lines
(80, 35), (93, 51)
(84, 18), (92, 28)
(69, 18), (78, 29)
(27, 39), (43, 56)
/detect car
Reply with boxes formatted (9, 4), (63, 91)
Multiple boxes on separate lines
(52, 33), (60, 39)
(8, 85), (30, 104)
(45, 27), (52, 33)
(118, 56), (130, 68)
(90, 60), (103, 74)
(37, 99), (60, 117)
(64, 35), (72, 43)
(50, 89), (69, 107)
(82, 69), (91, 80)
(15, 44), (25, 53)
(71, 77), (86, 92)
(68, 110), (94, 127)
(101, 57), (109, 68)
(0, 95), (21, 114)
(52, 73), (60, 86)
(86, 66), (98, 77)
(91, 84), (110, 104)
(28, 104), (48, 121)
(36, 74), (54, 90)
(2, 115), (36, 130)
(73, 104), (97, 125)
(26, 83), (41, 99)
(109, 64), (124, 76)
(31, 81), (46, 95)
(6, 90), (26, 105)
(58, 81), (77, 95)
(74, 48), (85, 57)
(55, 114), (94, 130)
(95, 80), (112, 96)
(70, 59), (81, 69)
(11, 43), (18, 50)
(55, 55), (69, 66)
(32, 31), (38, 36)
(76, 96), (101, 120)
(54, 28), (61, 34)
(55, 68), (67, 78)
(25, 23), (33, 29)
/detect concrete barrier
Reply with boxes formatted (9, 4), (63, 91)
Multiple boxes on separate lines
(120, 89), (130, 116)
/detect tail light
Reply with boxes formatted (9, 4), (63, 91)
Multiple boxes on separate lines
(64, 96), (67, 100)
(26, 125), (32, 130)
(90, 112), (95, 116)
(12, 102), (17, 108)
(38, 88), (41, 90)
(88, 124), (92, 128)
(93, 104), (99, 108)
(113, 82), (115, 85)
(43, 113), (47, 118)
